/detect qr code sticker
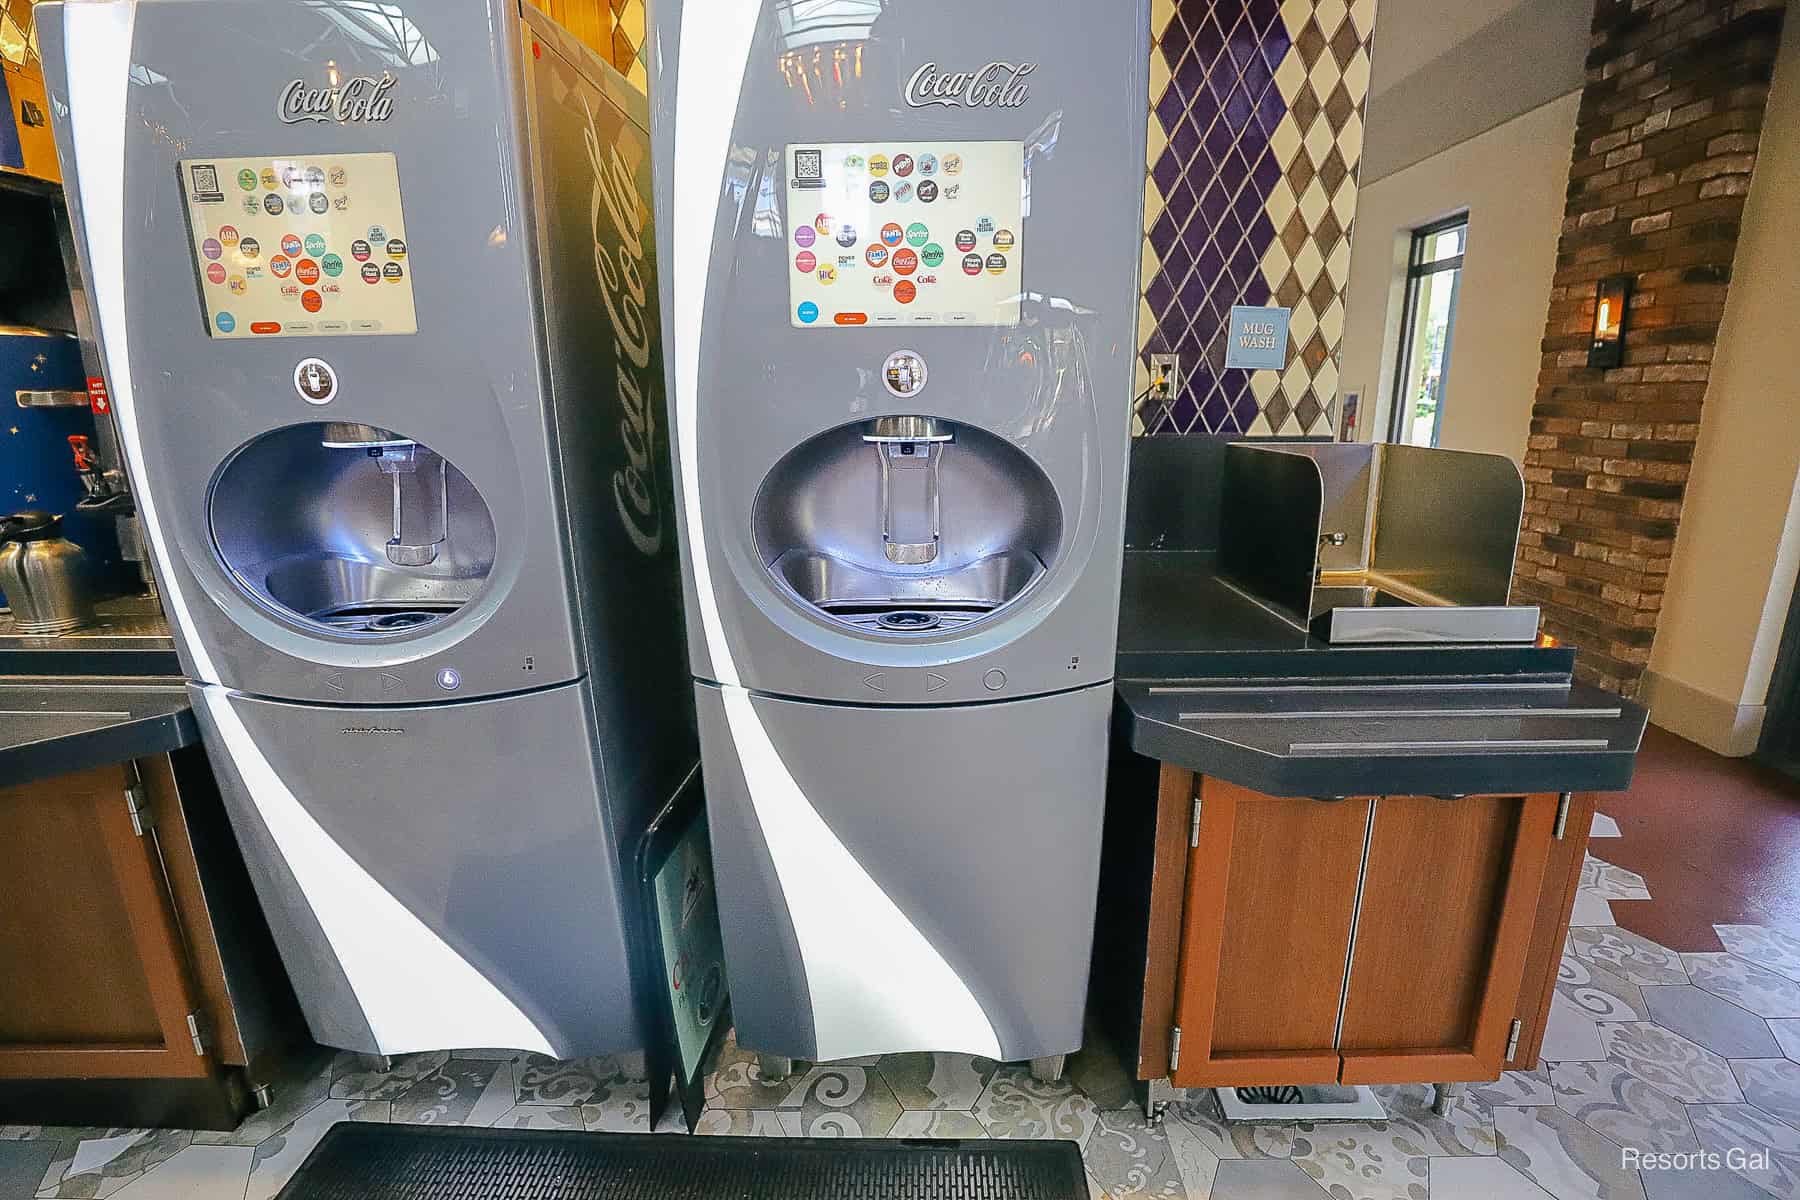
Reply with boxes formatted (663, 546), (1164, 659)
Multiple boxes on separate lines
(794, 149), (823, 181)
(189, 163), (224, 201)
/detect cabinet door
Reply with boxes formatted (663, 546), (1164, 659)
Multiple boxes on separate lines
(0, 763), (210, 1079)
(1337, 793), (1558, 1085)
(1170, 778), (1371, 1088)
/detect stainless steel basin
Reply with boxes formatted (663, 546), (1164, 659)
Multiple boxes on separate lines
(770, 548), (1046, 635)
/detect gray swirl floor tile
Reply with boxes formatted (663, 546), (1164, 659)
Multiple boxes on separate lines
(972, 1066), (1099, 1145)
(1165, 1091), (1296, 1159)
(888, 1111), (986, 1138)
(1582, 856), (1653, 901)
(1561, 953), (1651, 1022)
(511, 1054), (637, 1107)
(1684, 954), (1800, 1019)
(1471, 1068), (1559, 1108)
(492, 1105), (584, 1131)
(1716, 926), (1800, 986)
(1772, 1020), (1800, 1063)
(876, 1052), (997, 1110)
(694, 1109), (786, 1137)
(329, 1051), (449, 1101)
(1082, 1109), (1186, 1199)
(1211, 1158), (1333, 1199)
(1494, 1104), (1647, 1200)
(391, 1058), (506, 1126)
(1368, 1083), (1500, 1155)
(1569, 927), (1689, 987)
(1431, 1156), (1558, 1199)
(1686, 1103), (1800, 1197)
(1598, 1022), (1746, 1104)
(1549, 1060), (1700, 1154)
(774, 1065), (903, 1137)
(1731, 1057), (1800, 1133)
(1291, 1121), (1433, 1200)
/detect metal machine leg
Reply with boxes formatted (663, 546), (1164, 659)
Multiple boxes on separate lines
(757, 1052), (793, 1083)
(1432, 1082), (1463, 1117)
(1029, 1054), (1066, 1084)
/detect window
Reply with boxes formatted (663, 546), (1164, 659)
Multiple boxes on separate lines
(1388, 216), (1467, 447)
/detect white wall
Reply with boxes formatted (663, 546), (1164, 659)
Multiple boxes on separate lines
(1339, 92), (1579, 461)
(1644, 12), (1800, 755)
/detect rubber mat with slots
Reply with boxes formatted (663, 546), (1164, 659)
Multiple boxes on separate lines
(274, 1122), (1090, 1199)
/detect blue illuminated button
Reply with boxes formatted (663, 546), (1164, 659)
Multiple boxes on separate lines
(797, 301), (820, 324)
(215, 312), (236, 333)
(436, 667), (462, 691)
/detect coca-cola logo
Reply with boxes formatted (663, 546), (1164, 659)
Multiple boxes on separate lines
(583, 98), (663, 557)
(904, 61), (1036, 109)
(277, 73), (396, 125)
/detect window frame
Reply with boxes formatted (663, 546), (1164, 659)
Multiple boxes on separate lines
(1387, 214), (1468, 447)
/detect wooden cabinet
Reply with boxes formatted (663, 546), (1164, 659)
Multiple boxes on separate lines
(0, 749), (300, 1128)
(1139, 771), (1577, 1090)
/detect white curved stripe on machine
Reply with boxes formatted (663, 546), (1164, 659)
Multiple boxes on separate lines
(201, 687), (555, 1057)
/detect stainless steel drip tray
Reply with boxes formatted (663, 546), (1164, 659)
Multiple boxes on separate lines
(241, 554), (480, 634)
(1310, 573), (1539, 645)
(770, 549), (1045, 634)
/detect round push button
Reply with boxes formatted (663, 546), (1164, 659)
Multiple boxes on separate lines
(436, 667), (462, 692)
(983, 668), (1008, 692)
(293, 358), (338, 406)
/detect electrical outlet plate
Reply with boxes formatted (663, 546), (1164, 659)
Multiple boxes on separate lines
(1149, 353), (1181, 400)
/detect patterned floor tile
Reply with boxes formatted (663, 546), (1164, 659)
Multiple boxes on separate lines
(104, 1146), (252, 1200)
(771, 1064), (903, 1137)
(876, 1052), (998, 1110)
(1291, 1120), (1434, 1200)
(972, 1066), (1099, 1145)
(1582, 856), (1652, 901)
(1637, 1159), (1780, 1199)
(1597, 1022), (1745, 1104)
(1569, 926), (1688, 987)
(577, 1077), (653, 1132)
(1068, 1042), (1137, 1112)
(1561, 953), (1651, 1022)
(1572, 889), (1619, 928)
(1549, 1060), (1699, 1153)
(511, 1054), (639, 1107)
(1165, 1091), (1296, 1159)
(1686, 1103), (1800, 1197)
(1472, 1068), (1559, 1108)
(1731, 1057), (1800, 1132)
(702, 1032), (805, 1110)
(1684, 953), (1800, 1019)
(1543, 992), (1610, 1062)
(693, 1109), (786, 1137)
(490, 1105), (584, 1131)
(1641, 985), (1783, 1059)
(1772, 1019), (1800, 1062)
(1367, 1083), (1499, 1155)
(44, 1129), (191, 1199)
(242, 1099), (387, 1200)
(1493, 1104), (1647, 1200)
(391, 1058), (510, 1126)
(1590, 813), (1623, 838)
(1210, 1158), (1331, 1199)
(888, 1111), (986, 1138)
(1432, 1155), (1556, 1199)
(0, 1140), (61, 1200)
(1716, 925), (1800, 986)
(1082, 1109), (1187, 1199)
(192, 1047), (335, 1147)
(1160, 1116), (1222, 1196)
(329, 1051), (448, 1101)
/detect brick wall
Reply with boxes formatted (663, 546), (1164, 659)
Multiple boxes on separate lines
(1515, 0), (1789, 697)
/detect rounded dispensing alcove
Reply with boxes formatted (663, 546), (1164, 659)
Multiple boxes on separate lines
(209, 422), (496, 637)
(752, 417), (1062, 636)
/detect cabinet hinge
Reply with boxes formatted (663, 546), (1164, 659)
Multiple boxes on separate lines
(1189, 793), (1203, 848)
(125, 782), (153, 837)
(1553, 793), (1572, 840)
(1168, 1026), (1183, 1073)
(186, 1012), (207, 1057)
(1505, 1018), (1523, 1063)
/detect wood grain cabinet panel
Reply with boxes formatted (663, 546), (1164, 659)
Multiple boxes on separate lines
(1338, 793), (1558, 1084)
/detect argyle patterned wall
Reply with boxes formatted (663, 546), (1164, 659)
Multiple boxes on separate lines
(541, 0), (647, 89)
(1137, 0), (1377, 437)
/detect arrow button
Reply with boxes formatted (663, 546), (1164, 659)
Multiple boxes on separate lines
(323, 672), (347, 695)
(863, 672), (887, 693)
(379, 672), (404, 694)
(927, 672), (949, 693)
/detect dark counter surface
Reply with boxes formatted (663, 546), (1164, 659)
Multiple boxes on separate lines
(0, 675), (198, 789)
(1114, 551), (1647, 796)
(0, 594), (181, 676)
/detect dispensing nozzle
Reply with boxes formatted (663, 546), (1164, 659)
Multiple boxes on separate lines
(863, 417), (954, 566)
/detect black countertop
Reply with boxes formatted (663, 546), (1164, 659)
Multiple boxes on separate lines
(0, 675), (199, 789)
(1113, 551), (1647, 796)
(0, 596), (196, 786)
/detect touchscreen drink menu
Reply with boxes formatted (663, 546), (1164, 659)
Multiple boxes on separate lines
(785, 141), (1023, 329)
(178, 153), (419, 338)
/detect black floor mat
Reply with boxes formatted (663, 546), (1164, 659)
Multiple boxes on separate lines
(275, 1121), (1089, 1199)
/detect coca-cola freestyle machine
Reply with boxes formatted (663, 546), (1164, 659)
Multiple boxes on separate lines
(41, 0), (694, 1058)
(650, 0), (1149, 1069)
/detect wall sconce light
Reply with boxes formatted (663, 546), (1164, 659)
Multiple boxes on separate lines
(1588, 274), (1632, 369)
